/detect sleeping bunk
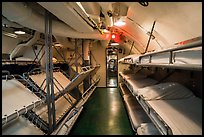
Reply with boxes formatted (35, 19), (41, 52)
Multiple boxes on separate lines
(118, 39), (202, 135)
(2, 64), (100, 135)
(2, 74), (45, 135)
(136, 82), (202, 135)
(119, 39), (202, 71)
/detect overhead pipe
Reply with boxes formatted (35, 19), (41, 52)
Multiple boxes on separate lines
(2, 2), (109, 40)
(38, 2), (94, 33)
(71, 2), (104, 34)
(9, 31), (40, 60)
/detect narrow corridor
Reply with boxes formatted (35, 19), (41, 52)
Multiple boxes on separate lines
(69, 87), (134, 135)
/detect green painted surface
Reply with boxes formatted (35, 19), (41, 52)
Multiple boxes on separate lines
(69, 87), (134, 135)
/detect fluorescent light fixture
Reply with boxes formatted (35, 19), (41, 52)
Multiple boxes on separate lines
(54, 43), (63, 47)
(112, 34), (116, 39)
(114, 20), (126, 27)
(110, 43), (119, 46)
(14, 30), (25, 34)
(114, 16), (126, 27)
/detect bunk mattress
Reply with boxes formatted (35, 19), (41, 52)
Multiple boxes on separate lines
(146, 97), (202, 135)
(34, 94), (76, 123)
(2, 116), (44, 135)
(29, 71), (71, 94)
(136, 82), (202, 135)
(119, 72), (147, 80)
(2, 79), (41, 118)
(126, 78), (158, 96)
(123, 95), (152, 131)
(173, 47), (202, 65)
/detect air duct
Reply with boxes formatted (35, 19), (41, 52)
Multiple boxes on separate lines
(2, 2), (109, 40)
(10, 31), (40, 60)
(38, 2), (94, 33)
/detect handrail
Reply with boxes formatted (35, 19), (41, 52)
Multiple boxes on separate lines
(139, 39), (202, 58)
(82, 76), (100, 99)
(51, 106), (83, 135)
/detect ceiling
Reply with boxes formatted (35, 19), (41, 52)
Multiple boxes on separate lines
(2, 2), (202, 54)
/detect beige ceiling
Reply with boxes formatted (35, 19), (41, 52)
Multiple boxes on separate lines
(2, 2), (202, 54)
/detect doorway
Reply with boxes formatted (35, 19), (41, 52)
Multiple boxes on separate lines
(106, 47), (118, 87)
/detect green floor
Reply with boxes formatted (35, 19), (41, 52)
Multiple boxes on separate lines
(69, 87), (134, 135)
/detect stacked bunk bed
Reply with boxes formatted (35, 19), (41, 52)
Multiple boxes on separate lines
(2, 75), (45, 135)
(118, 39), (202, 135)
(2, 64), (100, 135)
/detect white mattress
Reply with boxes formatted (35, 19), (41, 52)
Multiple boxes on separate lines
(149, 52), (170, 64)
(137, 82), (194, 100)
(124, 73), (147, 80)
(30, 71), (71, 94)
(123, 95), (151, 130)
(126, 78), (158, 96)
(147, 97), (202, 135)
(173, 47), (202, 65)
(15, 57), (33, 61)
(34, 94), (76, 123)
(2, 79), (40, 118)
(2, 116), (44, 135)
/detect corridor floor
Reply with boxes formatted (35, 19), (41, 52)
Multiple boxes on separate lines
(69, 87), (134, 135)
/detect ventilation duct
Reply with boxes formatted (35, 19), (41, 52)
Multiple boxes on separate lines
(38, 2), (94, 33)
(2, 2), (109, 40)
(10, 31), (40, 60)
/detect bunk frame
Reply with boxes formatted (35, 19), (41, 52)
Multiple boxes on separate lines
(119, 71), (202, 135)
(119, 39), (202, 71)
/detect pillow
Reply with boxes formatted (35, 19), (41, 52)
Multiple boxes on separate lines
(137, 82), (194, 100)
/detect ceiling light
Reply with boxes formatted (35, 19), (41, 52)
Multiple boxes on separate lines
(54, 43), (63, 47)
(14, 30), (26, 35)
(110, 43), (119, 46)
(114, 20), (126, 27)
(112, 34), (116, 39)
(114, 16), (126, 27)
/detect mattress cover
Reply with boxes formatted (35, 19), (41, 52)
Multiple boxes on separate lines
(2, 79), (40, 118)
(146, 97), (202, 135)
(30, 71), (71, 94)
(127, 78), (158, 96)
(2, 116), (44, 135)
(137, 82), (194, 100)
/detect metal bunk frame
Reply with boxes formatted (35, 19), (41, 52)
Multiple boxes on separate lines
(2, 9), (101, 135)
(119, 38), (202, 71)
(19, 64), (100, 134)
(2, 74), (45, 127)
(119, 73), (172, 135)
(118, 38), (202, 134)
